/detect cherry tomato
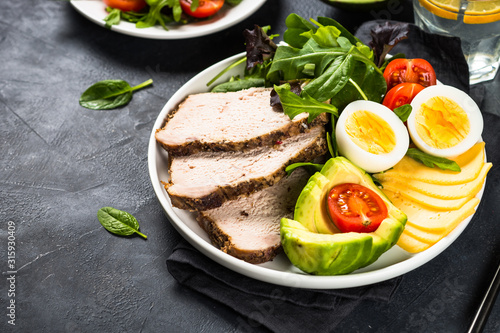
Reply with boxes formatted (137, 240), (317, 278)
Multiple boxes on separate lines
(382, 82), (425, 110)
(383, 58), (437, 90)
(180, 0), (225, 18)
(327, 183), (388, 233)
(103, 0), (147, 12)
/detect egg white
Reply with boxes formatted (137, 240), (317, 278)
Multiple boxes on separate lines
(335, 100), (410, 174)
(407, 85), (483, 158)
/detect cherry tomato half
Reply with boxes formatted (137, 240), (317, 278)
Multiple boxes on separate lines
(180, 0), (225, 18)
(103, 0), (147, 12)
(327, 183), (388, 233)
(383, 58), (437, 90)
(382, 82), (425, 110)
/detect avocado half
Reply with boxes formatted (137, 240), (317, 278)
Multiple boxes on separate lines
(280, 157), (407, 276)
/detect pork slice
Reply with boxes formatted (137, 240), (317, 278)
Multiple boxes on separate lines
(155, 87), (329, 156)
(165, 125), (327, 211)
(197, 168), (310, 264)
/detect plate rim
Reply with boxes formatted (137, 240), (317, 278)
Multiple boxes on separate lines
(147, 52), (486, 289)
(70, 0), (267, 40)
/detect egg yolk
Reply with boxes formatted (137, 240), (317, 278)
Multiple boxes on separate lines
(415, 96), (470, 149)
(345, 110), (396, 154)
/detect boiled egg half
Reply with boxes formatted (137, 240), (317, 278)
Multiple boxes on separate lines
(408, 85), (483, 158)
(336, 100), (410, 173)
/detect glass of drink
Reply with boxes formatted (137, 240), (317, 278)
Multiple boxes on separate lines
(413, 0), (500, 84)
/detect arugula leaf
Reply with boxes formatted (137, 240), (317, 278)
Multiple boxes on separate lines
(316, 16), (362, 47)
(80, 79), (153, 110)
(273, 83), (338, 123)
(327, 114), (339, 157)
(369, 21), (410, 68)
(285, 162), (324, 176)
(97, 207), (147, 239)
(406, 148), (461, 172)
(104, 8), (122, 28)
(283, 13), (317, 48)
(136, 0), (182, 30)
(211, 77), (266, 92)
(394, 104), (412, 122)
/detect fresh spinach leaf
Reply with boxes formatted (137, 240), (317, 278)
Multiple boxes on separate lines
(274, 83), (338, 123)
(104, 8), (122, 28)
(327, 114), (338, 157)
(285, 162), (324, 176)
(406, 148), (461, 172)
(316, 16), (362, 47)
(97, 207), (147, 239)
(394, 104), (412, 122)
(80, 79), (153, 110)
(268, 16), (384, 105)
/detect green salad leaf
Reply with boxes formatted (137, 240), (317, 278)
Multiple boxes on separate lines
(406, 148), (461, 172)
(273, 83), (338, 122)
(267, 15), (386, 110)
(97, 207), (147, 239)
(80, 79), (153, 110)
(285, 162), (324, 176)
(394, 104), (412, 122)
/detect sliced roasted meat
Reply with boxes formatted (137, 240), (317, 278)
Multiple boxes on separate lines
(197, 168), (310, 264)
(165, 125), (327, 211)
(155, 87), (328, 156)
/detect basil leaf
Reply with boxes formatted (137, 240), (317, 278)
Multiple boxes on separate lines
(286, 162), (324, 176)
(80, 79), (153, 110)
(274, 83), (338, 122)
(97, 207), (147, 239)
(394, 104), (412, 122)
(406, 148), (461, 172)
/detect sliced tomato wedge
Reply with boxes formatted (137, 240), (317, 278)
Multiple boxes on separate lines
(382, 82), (425, 110)
(383, 58), (437, 90)
(103, 0), (147, 12)
(180, 0), (225, 18)
(327, 183), (388, 233)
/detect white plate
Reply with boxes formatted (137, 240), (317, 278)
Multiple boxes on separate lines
(70, 0), (266, 40)
(147, 52), (486, 289)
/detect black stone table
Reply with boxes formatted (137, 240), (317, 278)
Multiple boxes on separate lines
(1, 1), (499, 332)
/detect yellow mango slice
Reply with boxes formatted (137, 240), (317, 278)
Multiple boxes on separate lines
(384, 190), (480, 234)
(378, 142), (485, 185)
(381, 183), (472, 210)
(397, 232), (432, 253)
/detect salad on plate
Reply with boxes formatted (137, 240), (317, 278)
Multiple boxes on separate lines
(149, 14), (491, 287)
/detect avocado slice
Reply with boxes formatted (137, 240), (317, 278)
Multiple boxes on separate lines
(281, 157), (407, 275)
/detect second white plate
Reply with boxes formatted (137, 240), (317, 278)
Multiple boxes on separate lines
(70, 0), (266, 39)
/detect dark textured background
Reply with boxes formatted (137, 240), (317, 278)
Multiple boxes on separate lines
(1, 0), (499, 332)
